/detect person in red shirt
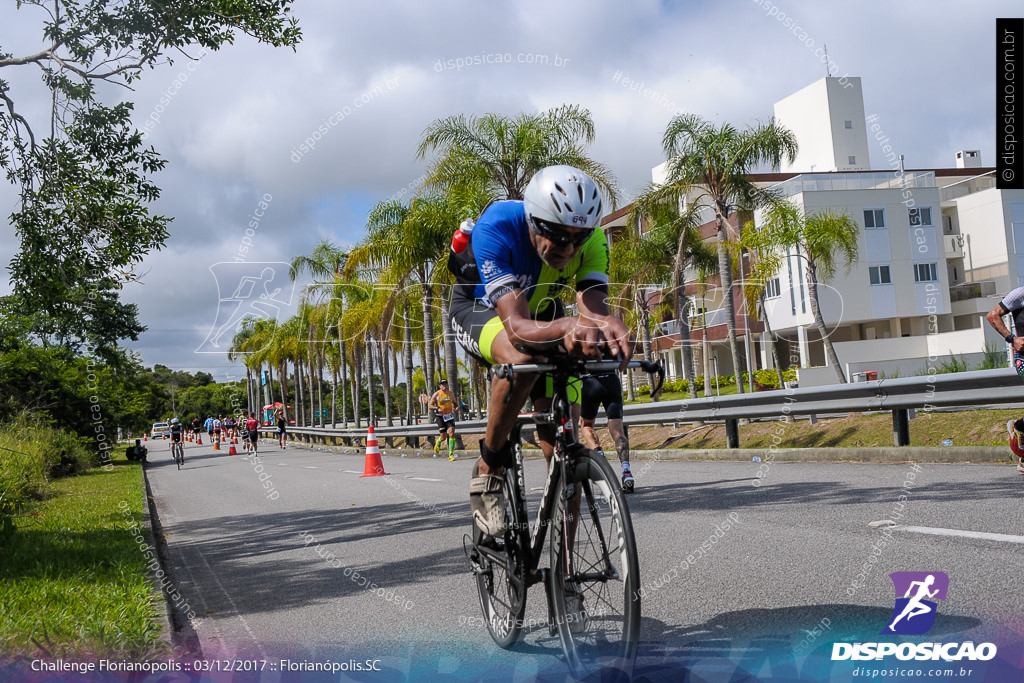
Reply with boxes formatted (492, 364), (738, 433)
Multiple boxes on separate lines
(245, 413), (260, 454)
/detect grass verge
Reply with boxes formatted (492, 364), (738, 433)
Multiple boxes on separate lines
(0, 452), (166, 659)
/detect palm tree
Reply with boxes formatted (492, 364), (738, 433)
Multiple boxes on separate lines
(740, 220), (787, 388)
(228, 324), (259, 414)
(623, 191), (716, 397)
(417, 105), (619, 202)
(657, 114), (797, 392)
(757, 202), (860, 383)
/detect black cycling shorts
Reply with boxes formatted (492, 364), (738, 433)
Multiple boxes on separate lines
(248, 429), (259, 443)
(450, 288), (579, 404)
(434, 413), (455, 433)
(581, 372), (624, 421)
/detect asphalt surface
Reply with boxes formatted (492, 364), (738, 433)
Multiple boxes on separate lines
(144, 436), (1024, 681)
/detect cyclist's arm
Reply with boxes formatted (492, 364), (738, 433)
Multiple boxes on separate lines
(427, 392), (439, 411)
(987, 301), (1024, 353)
(494, 288), (578, 351)
(576, 283), (633, 367)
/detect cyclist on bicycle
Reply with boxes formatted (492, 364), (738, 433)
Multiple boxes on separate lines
(580, 371), (634, 492)
(169, 418), (184, 455)
(449, 165), (631, 537)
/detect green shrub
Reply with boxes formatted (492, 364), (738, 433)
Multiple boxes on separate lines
(753, 368), (781, 389)
(0, 413), (93, 512)
(977, 343), (1007, 371)
(937, 352), (969, 374)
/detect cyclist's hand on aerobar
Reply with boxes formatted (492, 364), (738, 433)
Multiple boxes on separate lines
(565, 317), (633, 369)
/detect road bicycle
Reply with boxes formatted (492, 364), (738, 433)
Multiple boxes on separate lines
(172, 438), (184, 469)
(466, 355), (664, 679)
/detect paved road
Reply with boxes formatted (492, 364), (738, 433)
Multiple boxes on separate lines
(145, 437), (1024, 681)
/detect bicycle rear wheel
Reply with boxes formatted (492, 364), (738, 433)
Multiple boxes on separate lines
(550, 449), (641, 680)
(176, 443), (184, 469)
(473, 464), (528, 649)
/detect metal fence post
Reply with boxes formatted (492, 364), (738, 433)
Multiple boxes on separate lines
(726, 419), (740, 449)
(892, 409), (910, 447)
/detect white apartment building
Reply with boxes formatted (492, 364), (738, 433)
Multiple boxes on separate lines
(636, 77), (1024, 384)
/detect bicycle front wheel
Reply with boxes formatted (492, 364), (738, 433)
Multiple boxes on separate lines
(550, 449), (641, 680)
(473, 464), (528, 649)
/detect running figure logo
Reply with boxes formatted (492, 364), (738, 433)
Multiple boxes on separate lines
(196, 263), (295, 353)
(882, 571), (949, 635)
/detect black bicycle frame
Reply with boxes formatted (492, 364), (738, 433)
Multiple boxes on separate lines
(498, 368), (581, 592)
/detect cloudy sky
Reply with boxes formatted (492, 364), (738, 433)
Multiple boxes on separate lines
(0, 0), (1018, 379)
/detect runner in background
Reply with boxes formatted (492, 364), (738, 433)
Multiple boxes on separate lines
(428, 378), (458, 461)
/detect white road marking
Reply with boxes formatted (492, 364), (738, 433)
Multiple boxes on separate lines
(343, 470), (363, 474)
(896, 525), (1024, 544)
(407, 477), (443, 482)
(304, 466), (318, 469)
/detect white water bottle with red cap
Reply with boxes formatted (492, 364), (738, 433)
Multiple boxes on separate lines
(451, 218), (474, 254)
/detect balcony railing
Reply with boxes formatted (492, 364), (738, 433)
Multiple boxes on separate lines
(949, 280), (996, 302)
(773, 171), (936, 197)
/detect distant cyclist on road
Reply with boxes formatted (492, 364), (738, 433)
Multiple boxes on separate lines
(448, 165), (632, 537)
(428, 378), (458, 460)
(169, 418), (184, 456)
(985, 288), (1024, 474)
(579, 370), (634, 492)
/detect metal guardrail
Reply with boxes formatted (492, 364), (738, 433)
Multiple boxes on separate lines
(279, 368), (1024, 449)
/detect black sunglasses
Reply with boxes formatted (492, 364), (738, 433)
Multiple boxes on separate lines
(530, 217), (593, 248)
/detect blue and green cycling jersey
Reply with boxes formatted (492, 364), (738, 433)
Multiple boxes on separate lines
(468, 200), (610, 312)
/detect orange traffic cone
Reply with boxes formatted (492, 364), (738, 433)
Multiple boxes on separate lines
(143, 434), (147, 442)
(197, 434), (202, 445)
(233, 436), (238, 445)
(228, 444), (238, 455)
(360, 426), (387, 477)
(213, 436), (220, 451)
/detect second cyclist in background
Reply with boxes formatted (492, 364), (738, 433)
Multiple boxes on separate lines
(580, 371), (634, 492)
(169, 418), (184, 460)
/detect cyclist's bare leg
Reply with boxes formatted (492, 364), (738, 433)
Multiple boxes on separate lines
(477, 330), (540, 477)
(607, 418), (628, 462)
(580, 418), (601, 451)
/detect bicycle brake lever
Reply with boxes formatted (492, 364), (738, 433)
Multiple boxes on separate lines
(640, 360), (666, 397)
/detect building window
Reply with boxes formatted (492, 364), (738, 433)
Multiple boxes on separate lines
(914, 263), (938, 282)
(869, 265), (891, 285)
(909, 206), (932, 226)
(845, 120), (853, 129)
(863, 208), (885, 229)
(848, 155), (857, 165)
(765, 277), (781, 299)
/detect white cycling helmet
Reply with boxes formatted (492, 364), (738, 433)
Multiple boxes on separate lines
(523, 165), (604, 234)
(171, 418), (180, 424)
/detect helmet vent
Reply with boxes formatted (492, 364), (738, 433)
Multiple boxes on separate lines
(553, 182), (567, 196)
(577, 185), (584, 203)
(548, 193), (561, 213)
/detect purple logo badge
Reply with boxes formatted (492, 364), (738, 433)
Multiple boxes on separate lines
(882, 571), (949, 635)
